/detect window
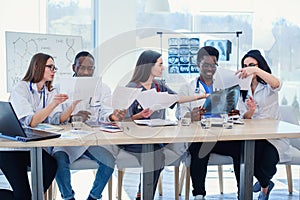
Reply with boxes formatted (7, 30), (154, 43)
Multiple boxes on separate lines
(136, 0), (300, 120)
(47, 0), (94, 49)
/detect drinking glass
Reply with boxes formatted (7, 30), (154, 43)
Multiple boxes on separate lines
(72, 116), (83, 130)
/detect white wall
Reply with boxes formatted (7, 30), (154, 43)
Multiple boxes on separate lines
(0, 0), (46, 100)
(96, 0), (138, 90)
(0, 0), (138, 97)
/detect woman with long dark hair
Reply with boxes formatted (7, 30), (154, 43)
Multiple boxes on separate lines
(0, 53), (77, 200)
(121, 50), (207, 199)
(237, 49), (294, 200)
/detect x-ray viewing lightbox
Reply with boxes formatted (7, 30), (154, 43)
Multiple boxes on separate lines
(204, 39), (232, 61)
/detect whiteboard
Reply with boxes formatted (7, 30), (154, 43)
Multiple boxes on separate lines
(5, 31), (83, 92)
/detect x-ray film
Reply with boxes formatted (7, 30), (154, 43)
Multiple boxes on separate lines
(202, 84), (240, 115)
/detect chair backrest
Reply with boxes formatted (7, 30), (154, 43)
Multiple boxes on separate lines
(69, 158), (99, 170)
(116, 143), (188, 169)
(279, 105), (299, 125)
(279, 105), (300, 149)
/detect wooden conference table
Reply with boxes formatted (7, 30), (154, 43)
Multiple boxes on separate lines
(1, 119), (300, 200)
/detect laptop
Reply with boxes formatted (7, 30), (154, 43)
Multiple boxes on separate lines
(0, 101), (61, 142)
(202, 84), (240, 115)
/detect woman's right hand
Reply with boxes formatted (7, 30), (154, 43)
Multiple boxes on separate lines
(140, 108), (153, 118)
(53, 93), (69, 105)
(246, 96), (256, 111)
(236, 67), (258, 79)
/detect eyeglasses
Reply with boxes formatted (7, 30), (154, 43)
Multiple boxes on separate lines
(45, 64), (58, 71)
(201, 62), (218, 69)
(243, 63), (258, 68)
(77, 65), (95, 71)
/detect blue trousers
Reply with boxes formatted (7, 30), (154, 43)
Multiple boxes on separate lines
(53, 146), (115, 200)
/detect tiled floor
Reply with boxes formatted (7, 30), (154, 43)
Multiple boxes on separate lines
(117, 165), (300, 200)
(0, 165), (299, 199)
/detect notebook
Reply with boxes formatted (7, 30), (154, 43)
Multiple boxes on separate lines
(0, 101), (61, 142)
(202, 84), (240, 115)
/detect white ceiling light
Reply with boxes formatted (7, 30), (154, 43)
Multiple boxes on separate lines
(145, 0), (170, 13)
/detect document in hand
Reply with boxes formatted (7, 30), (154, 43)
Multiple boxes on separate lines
(214, 67), (252, 90)
(202, 84), (240, 115)
(103, 86), (142, 109)
(136, 89), (178, 111)
(59, 77), (101, 101)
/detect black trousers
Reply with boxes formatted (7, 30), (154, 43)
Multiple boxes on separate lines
(189, 141), (242, 197)
(254, 140), (279, 188)
(0, 150), (57, 200)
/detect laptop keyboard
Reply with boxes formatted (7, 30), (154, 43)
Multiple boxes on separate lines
(25, 132), (40, 138)
(24, 128), (53, 137)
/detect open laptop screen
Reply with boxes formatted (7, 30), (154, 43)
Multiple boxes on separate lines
(0, 101), (61, 142)
(0, 101), (27, 138)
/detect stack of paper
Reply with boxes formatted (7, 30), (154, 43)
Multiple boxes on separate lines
(134, 119), (177, 127)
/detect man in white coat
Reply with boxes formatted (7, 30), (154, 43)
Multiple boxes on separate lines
(53, 51), (126, 200)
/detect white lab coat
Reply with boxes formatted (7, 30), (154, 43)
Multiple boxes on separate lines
(0, 81), (63, 151)
(238, 81), (294, 162)
(176, 77), (214, 119)
(52, 82), (114, 163)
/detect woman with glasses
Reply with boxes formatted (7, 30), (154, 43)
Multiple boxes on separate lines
(0, 53), (78, 200)
(237, 49), (295, 200)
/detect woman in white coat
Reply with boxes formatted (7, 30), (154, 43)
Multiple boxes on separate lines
(0, 53), (77, 200)
(237, 49), (293, 200)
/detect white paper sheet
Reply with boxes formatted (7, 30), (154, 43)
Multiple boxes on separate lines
(134, 119), (177, 127)
(214, 67), (252, 90)
(103, 86), (142, 109)
(136, 89), (178, 111)
(59, 77), (101, 101)
(32, 123), (63, 132)
(60, 130), (95, 138)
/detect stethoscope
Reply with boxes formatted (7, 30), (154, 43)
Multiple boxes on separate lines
(195, 77), (212, 94)
(30, 82), (46, 108)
